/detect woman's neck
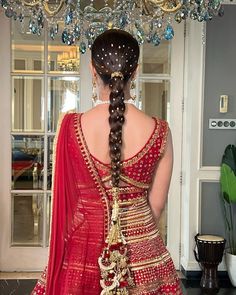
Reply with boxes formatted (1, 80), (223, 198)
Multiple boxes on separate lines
(97, 85), (131, 101)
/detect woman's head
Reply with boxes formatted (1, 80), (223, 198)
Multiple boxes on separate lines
(91, 29), (140, 188)
(91, 29), (139, 85)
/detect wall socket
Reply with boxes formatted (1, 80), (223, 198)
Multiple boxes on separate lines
(209, 119), (236, 129)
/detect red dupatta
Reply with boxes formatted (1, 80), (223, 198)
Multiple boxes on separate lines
(45, 113), (109, 294)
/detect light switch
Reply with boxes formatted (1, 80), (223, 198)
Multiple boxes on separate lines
(219, 95), (228, 113)
(209, 119), (236, 129)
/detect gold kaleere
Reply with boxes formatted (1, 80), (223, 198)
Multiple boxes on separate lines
(98, 187), (134, 295)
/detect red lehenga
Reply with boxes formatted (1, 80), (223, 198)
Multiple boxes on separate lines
(32, 112), (182, 295)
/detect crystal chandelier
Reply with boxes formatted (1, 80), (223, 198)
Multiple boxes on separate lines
(0, 0), (224, 53)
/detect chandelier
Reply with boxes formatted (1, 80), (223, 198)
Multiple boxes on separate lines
(56, 47), (79, 71)
(1, 0), (224, 53)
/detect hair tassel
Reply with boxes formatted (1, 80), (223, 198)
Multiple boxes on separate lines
(98, 187), (134, 295)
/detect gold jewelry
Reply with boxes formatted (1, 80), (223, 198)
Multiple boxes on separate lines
(130, 79), (136, 101)
(111, 71), (124, 80)
(92, 80), (98, 103)
(98, 186), (134, 293)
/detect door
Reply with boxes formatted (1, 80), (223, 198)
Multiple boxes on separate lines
(137, 23), (184, 267)
(0, 14), (184, 271)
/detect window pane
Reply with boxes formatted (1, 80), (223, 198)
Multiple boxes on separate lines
(48, 22), (80, 73)
(12, 76), (44, 132)
(139, 81), (170, 120)
(12, 135), (44, 190)
(141, 42), (171, 74)
(14, 59), (26, 71)
(11, 19), (44, 72)
(12, 194), (44, 246)
(48, 77), (80, 132)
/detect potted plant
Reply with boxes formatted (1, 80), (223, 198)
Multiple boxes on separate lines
(220, 144), (236, 286)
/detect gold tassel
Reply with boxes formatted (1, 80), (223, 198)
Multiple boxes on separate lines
(98, 187), (134, 295)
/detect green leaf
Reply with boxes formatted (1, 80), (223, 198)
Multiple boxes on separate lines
(220, 163), (236, 203)
(222, 145), (236, 176)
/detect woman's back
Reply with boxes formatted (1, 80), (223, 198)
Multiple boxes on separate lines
(66, 112), (180, 294)
(81, 104), (156, 165)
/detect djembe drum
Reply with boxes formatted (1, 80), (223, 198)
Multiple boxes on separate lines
(194, 234), (226, 294)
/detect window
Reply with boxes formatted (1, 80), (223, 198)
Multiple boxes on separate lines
(11, 20), (80, 247)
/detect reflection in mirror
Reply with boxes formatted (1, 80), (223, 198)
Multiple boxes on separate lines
(11, 19), (44, 72)
(139, 81), (170, 120)
(12, 76), (44, 132)
(141, 41), (171, 74)
(139, 80), (170, 244)
(12, 193), (44, 246)
(48, 77), (80, 132)
(138, 42), (171, 244)
(12, 135), (44, 190)
(48, 22), (80, 73)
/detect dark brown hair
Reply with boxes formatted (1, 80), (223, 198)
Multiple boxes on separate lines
(91, 29), (139, 188)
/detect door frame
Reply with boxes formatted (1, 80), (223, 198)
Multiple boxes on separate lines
(167, 22), (184, 268)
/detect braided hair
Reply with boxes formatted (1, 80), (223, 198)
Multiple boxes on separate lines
(91, 29), (139, 188)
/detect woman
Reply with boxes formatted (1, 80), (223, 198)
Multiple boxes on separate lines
(32, 29), (182, 295)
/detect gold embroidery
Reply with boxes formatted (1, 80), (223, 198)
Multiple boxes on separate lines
(91, 117), (161, 169)
(120, 206), (152, 219)
(106, 186), (145, 195)
(119, 199), (154, 223)
(101, 172), (150, 189)
(124, 230), (160, 243)
(120, 174), (150, 189)
(121, 220), (154, 229)
(128, 277), (182, 295)
(119, 197), (147, 206)
(92, 157), (111, 171)
(130, 252), (170, 270)
(121, 117), (161, 168)
(101, 174), (111, 183)
(159, 120), (169, 159)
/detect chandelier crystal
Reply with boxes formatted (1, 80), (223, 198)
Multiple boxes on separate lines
(0, 0), (224, 53)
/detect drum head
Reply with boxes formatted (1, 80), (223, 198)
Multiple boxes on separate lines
(197, 235), (224, 242)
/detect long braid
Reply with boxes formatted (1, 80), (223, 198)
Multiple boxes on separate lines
(108, 76), (125, 187)
(91, 29), (139, 293)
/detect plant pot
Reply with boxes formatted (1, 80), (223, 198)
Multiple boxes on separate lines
(225, 252), (236, 287)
